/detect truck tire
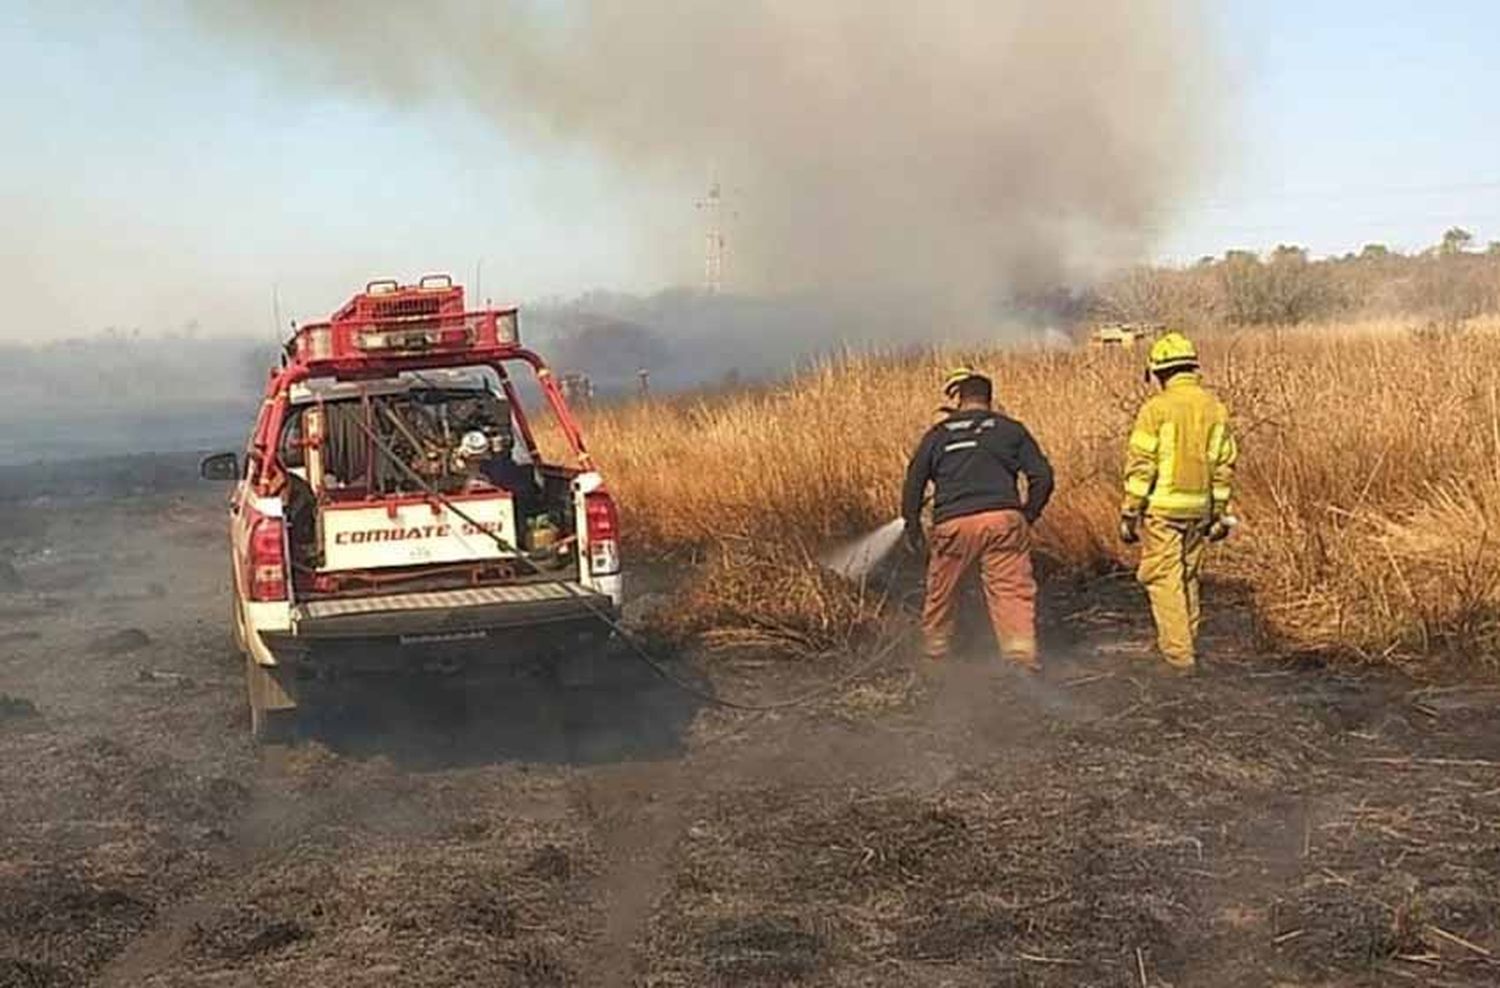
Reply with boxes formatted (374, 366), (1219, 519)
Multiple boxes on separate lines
(231, 587), (249, 655)
(245, 653), (300, 744)
(249, 699), (299, 744)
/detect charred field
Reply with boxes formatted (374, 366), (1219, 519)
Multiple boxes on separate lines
(1, 455), (1499, 987)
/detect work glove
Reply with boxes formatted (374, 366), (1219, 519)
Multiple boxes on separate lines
(1206, 515), (1237, 543)
(903, 522), (926, 556)
(1118, 514), (1141, 545)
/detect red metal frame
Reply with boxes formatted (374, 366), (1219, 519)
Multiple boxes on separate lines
(321, 489), (515, 512)
(246, 278), (595, 498)
(331, 275), (466, 324)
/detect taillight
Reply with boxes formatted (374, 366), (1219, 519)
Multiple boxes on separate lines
(585, 493), (620, 576)
(248, 517), (288, 601)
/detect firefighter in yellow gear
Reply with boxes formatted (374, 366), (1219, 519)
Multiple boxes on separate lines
(1118, 332), (1238, 669)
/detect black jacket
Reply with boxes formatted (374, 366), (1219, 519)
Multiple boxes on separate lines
(902, 409), (1055, 528)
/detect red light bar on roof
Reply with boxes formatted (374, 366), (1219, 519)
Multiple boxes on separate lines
(356, 324), (474, 352)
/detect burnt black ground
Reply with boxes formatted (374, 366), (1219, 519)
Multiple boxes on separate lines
(1, 460), (1498, 987)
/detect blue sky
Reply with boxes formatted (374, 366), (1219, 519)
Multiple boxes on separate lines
(1169, 0), (1500, 259)
(2, 1), (1499, 341)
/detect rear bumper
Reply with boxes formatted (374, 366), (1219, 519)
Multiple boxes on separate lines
(281, 581), (615, 641)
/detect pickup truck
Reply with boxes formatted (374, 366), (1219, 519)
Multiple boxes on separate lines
(201, 276), (622, 739)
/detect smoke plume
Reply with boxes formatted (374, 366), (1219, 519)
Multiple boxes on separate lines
(191, 1), (1217, 316)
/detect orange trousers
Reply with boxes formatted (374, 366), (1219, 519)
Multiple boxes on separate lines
(920, 509), (1037, 665)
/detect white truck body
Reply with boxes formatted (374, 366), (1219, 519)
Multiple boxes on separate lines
(206, 279), (623, 739)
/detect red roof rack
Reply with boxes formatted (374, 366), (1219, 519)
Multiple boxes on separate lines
(331, 274), (465, 324)
(288, 275), (520, 376)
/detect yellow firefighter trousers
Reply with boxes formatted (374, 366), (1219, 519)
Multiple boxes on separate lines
(1137, 516), (1207, 667)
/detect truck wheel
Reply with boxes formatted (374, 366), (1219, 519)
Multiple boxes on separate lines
(250, 702), (299, 744)
(231, 591), (249, 655)
(245, 654), (300, 744)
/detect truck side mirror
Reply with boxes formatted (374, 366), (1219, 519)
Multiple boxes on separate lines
(200, 452), (240, 481)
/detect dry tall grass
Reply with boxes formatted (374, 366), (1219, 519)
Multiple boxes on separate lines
(578, 318), (1500, 667)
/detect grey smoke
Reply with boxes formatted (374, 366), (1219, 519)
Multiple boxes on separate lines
(188, 1), (1219, 318)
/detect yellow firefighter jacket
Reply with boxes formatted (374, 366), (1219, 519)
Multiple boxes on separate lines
(1121, 372), (1237, 521)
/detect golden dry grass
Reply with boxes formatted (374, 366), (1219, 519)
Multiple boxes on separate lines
(577, 317), (1500, 667)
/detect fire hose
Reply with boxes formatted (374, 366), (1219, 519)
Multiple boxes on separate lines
(348, 415), (912, 711)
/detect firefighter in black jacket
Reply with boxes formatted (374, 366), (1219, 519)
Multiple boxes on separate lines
(902, 368), (1055, 669)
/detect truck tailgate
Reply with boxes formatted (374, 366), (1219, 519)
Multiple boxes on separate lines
(290, 581), (611, 639)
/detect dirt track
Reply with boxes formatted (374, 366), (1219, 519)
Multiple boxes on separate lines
(3, 468), (1500, 987)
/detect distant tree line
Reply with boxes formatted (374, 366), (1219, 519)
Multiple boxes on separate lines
(1095, 228), (1500, 330)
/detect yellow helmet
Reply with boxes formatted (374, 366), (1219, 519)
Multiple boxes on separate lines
(943, 365), (981, 399)
(1147, 332), (1199, 374)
